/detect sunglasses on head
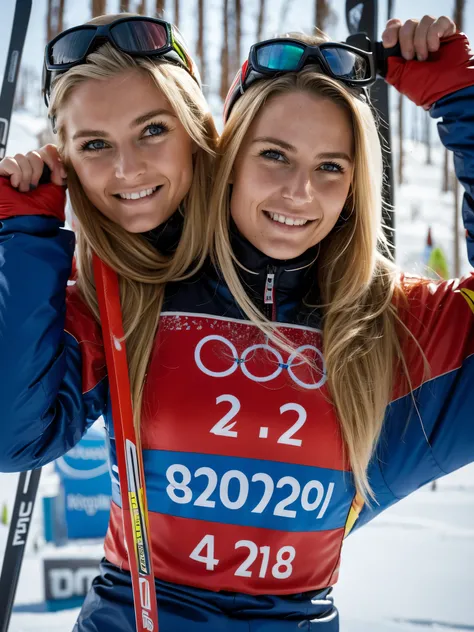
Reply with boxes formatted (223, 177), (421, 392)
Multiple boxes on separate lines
(42, 16), (200, 106)
(224, 38), (377, 120)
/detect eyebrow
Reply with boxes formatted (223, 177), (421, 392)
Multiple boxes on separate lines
(252, 136), (353, 162)
(72, 108), (176, 140)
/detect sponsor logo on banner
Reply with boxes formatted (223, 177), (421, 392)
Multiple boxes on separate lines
(66, 493), (111, 517)
(44, 558), (100, 602)
(56, 442), (109, 480)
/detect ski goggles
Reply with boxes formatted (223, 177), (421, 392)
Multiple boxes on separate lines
(42, 16), (200, 106)
(224, 38), (376, 120)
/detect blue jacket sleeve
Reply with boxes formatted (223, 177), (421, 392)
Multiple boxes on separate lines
(354, 86), (474, 530)
(0, 214), (107, 472)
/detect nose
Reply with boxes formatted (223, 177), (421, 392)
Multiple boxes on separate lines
(281, 169), (314, 207)
(114, 147), (147, 181)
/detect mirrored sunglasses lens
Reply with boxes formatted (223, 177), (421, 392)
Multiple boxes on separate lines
(111, 20), (168, 52)
(50, 29), (95, 64)
(256, 43), (305, 70)
(321, 48), (368, 80)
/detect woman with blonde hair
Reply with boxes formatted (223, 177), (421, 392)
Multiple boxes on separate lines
(0, 12), (218, 631)
(181, 14), (473, 628)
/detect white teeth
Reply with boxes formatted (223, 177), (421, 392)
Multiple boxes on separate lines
(119, 187), (157, 200)
(268, 212), (308, 226)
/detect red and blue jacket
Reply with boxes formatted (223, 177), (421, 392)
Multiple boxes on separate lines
(0, 86), (473, 630)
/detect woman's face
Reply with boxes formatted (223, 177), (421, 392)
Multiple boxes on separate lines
(230, 90), (354, 260)
(58, 69), (195, 233)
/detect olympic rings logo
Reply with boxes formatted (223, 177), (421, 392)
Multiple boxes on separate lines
(194, 335), (326, 389)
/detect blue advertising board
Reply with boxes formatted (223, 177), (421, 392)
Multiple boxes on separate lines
(51, 425), (111, 540)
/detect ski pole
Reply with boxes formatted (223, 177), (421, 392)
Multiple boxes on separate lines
(0, 469), (41, 632)
(93, 254), (159, 632)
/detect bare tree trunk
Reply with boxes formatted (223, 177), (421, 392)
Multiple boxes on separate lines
(411, 104), (417, 141)
(278, 0), (294, 32)
(454, 0), (465, 29)
(46, 0), (53, 42)
(156, 0), (165, 16)
(220, 0), (229, 101)
(315, 0), (330, 32)
(174, 0), (180, 28)
(425, 111), (432, 165)
(235, 0), (241, 65)
(387, 0), (394, 20)
(197, 0), (206, 88)
(47, 0), (67, 43)
(120, 0), (131, 11)
(398, 93), (404, 185)
(442, 149), (449, 192)
(137, 0), (146, 14)
(453, 0), (465, 278)
(257, 0), (265, 42)
(57, 0), (65, 33)
(91, 0), (106, 17)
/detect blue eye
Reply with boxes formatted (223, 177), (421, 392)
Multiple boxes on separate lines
(143, 122), (169, 137)
(260, 148), (286, 162)
(80, 139), (107, 152)
(319, 162), (344, 173)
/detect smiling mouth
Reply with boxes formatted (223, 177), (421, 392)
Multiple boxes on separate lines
(114, 185), (162, 201)
(264, 211), (314, 227)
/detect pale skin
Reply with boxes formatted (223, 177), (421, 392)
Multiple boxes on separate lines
(0, 15), (456, 237)
(230, 15), (456, 260)
(0, 69), (196, 233)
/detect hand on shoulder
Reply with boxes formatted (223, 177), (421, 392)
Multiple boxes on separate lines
(0, 144), (67, 191)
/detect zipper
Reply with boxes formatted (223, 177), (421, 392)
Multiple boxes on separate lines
(264, 265), (277, 321)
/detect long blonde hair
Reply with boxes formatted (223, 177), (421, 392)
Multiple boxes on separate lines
(49, 14), (218, 436)
(208, 33), (416, 502)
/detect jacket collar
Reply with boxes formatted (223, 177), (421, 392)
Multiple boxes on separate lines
(140, 213), (318, 304)
(229, 220), (318, 302)
(140, 209), (184, 254)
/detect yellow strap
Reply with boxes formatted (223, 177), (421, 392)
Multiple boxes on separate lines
(458, 288), (474, 315)
(344, 492), (365, 538)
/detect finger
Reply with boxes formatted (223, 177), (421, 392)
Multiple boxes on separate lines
(0, 157), (21, 186)
(399, 19), (419, 60)
(425, 17), (457, 54)
(14, 154), (34, 193)
(26, 151), (47, 189)
(39, 144), (67, 183)
(414, 15), (437, 61)
(382, 18), (402, 48)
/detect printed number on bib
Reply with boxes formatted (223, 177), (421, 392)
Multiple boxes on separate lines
(190, 535), (295, 579)
(211, 395), (306, 447)
(166, 464), (335, 519)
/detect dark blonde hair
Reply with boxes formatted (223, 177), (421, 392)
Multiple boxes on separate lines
(49, 14), (218, 437)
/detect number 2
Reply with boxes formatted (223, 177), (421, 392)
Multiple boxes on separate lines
(277, 403), (306, 446)
(210, 394), (240, 438)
